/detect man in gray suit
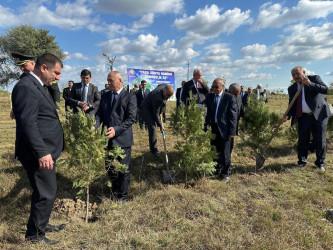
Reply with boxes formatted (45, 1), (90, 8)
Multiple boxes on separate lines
(141, 84), (174, 158)
(282, 66), (329, 171)
(69, 69), (101, 115)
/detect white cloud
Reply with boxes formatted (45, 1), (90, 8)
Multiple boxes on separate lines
(240, 44), (267, 56)
(201, 43), (230, 63)
(252, 0), (333, 30)
(131, 13), (154, 30)
(0, 5), (17, 27)
(71, 53), (89, 60)
(238, 73), (273, 81)
(175, 4), (252, 48)
(175, 5), (251, 35)
(95, 0), (183, 15)
(326, 71), (333, 76)
(101, 34), (158, 54)
(142, 47), (200, 67)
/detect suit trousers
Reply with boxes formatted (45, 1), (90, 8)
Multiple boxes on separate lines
(297, 114), (327, 167)
(147, 124), (158, 153)
(106, 146), (131, 201)
(211, 124), (231, 177)
(20, 158), (57, 239)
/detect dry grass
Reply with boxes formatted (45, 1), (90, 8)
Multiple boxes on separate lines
(0, 90), (333, 249)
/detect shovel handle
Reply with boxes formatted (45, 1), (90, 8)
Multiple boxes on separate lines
(160, 115), (170, 170)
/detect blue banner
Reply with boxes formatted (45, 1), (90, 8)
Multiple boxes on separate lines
(127, 68), (175, 100)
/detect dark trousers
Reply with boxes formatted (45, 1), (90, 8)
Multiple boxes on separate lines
(147, 124), (158, 153)
(297, 114), (327, 167)
(20, 158), (57, 239)
(211, 124), (231, 177)
(106, 146), (131, 201)
(138, 110), (145, 128)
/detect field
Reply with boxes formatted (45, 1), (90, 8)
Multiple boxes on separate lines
(0, 89), (332, 249)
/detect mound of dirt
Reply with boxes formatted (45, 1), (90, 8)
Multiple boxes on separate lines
(53, 198), (99, 221)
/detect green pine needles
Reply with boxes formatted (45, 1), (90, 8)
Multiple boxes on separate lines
(170, 94), (217, 186)
(62, 111), (127, 222)
(239, 98), (280, 169)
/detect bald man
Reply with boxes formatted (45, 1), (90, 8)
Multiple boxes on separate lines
(95, 71), (137, 201)
(141, 84), (174, 158)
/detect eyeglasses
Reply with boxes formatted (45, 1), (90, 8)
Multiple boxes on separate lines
(212, 85), (220, 89)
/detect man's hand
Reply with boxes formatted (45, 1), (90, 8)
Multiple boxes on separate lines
(78, 101), (87, 108)
(106, 127), (116, 138)
(160, 126), (164, 132)
(82, 105), (90, 112)
(280, 116), (288, 123)
(228, 135), (235, 139)
(302, 77), (310, 86)
(56, 109), (60, 116)
(10, 110), (15, 120)
(38, 154), (54, 170)
(91, 126), (96, 131)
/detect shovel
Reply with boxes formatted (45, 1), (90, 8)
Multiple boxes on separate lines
(160, 116), (175, 183)
(257, 83), (305, 169)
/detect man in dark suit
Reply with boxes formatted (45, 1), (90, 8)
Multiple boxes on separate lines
(95, 71), (137, 201)
(10, 53), (61, 117)
(228, 83), (244, 156)
(63, 80), (74, 112)
(181, 69), (210, 105)
(176, 80), (186, 107)
(69, 69), (101, 115)
(136, 80), (151, 129)
(282, 66), (329, 171)
(204, 78), (238, 182)
(100, 83), (110, 96)
(242, 87), (253, 108)
(141, 84), (174, 158)
(12, 53), (66, 245)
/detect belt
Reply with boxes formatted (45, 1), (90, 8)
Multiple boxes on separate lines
(302, 112), (313, 116)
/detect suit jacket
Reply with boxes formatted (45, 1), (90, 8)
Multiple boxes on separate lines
(12, 74), (64, 162)
(243, 92), (252, 107)
(287, 75), (329, 125)
(69, 82), (101, 115)
(63, 87), (72, 106)
(136, 88), (150, 108)
(235, 94), (244, 135)
(141, 85), (166, 128)
(95, 89), (137, 148)
(176, 87), (183, 107)
(100, 88), (110, 97)
(181, 79), (210, 105)
(48, 82), (60, 107)
(204, 92), (238, 140)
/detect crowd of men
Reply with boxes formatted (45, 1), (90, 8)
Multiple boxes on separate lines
(10, 51), (329, 245)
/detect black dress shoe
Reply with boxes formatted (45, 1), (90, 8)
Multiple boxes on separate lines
(26, 236), (59, 245)
(45, 223), (66, 233)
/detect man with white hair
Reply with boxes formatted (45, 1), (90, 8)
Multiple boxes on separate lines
(181, 69), (210, 105)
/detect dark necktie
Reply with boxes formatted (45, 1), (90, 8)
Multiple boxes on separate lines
(213, 94), (218, 121)
(111, 92), (118, 109)
(43, 85), (51, 97)
(296, 84), (302, 118)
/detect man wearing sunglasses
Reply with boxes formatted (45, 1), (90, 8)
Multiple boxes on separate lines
(203, 78), (238, 182)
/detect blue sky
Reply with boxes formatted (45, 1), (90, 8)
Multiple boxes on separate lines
(1, 0), (333, 92)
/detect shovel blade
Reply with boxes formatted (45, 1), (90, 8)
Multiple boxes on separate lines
(163, 170), (175, 183)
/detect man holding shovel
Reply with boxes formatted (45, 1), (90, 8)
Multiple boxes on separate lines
(141, 84), (174, 158)
(282, 66), (329, 171)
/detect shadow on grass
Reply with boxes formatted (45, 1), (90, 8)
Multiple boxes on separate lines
(232, 162), (296, 175)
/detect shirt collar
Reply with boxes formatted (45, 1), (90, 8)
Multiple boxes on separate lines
(29, 71), (44, 86)
(114, 87), (123, 95)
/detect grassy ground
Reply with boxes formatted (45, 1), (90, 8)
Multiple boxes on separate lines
(0, 89), (332, 249)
